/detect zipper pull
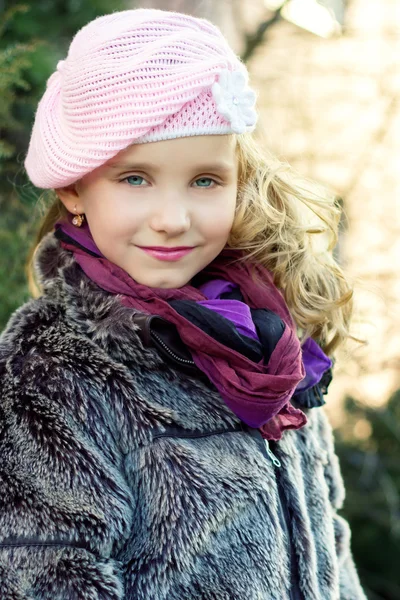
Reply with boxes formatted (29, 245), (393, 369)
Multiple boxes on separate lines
(265, 440), (282, 468)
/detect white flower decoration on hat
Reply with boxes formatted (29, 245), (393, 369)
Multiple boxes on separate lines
(211, 68), (258, 134)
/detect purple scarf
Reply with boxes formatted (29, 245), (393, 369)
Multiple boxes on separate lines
(198, 279), (332, 393)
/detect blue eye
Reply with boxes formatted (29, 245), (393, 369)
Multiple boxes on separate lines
(194, 177), (214, 188)
(124, 175), (146, 186)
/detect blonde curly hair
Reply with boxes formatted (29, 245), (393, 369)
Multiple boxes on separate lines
(27, 131), (353, 356)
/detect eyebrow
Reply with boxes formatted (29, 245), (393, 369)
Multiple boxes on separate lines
(107, 161), (234, 173)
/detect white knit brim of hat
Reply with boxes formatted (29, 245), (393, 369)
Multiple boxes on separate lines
(24, 9), (258, 189)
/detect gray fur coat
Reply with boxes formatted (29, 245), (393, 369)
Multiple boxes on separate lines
(0, 234), (366, 600)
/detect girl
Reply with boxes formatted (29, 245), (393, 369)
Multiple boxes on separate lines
(0, 8), (366, 600)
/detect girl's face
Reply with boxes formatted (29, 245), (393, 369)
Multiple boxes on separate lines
(57, 135), (238, 288)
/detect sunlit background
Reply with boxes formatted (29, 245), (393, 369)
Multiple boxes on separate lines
(1, 1), (399, 597)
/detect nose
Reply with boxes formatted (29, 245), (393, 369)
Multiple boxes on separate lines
(149, 194), (191, 236)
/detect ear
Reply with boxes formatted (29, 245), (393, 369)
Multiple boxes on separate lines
(55, 182), (84, 215)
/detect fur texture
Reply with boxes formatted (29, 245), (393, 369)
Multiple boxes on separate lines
(0, 234), (366, 599)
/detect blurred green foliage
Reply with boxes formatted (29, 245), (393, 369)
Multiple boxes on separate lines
(336, 392), (400, 600)
(0, 2), (399, 599)
(0, 6), (36, 164)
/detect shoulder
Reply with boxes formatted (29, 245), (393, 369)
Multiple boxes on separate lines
(0, 295), (60, 366)
(0, 293), (110, 406)
(306, 403), (336, 450)
(302, 406), (346, 509)
(298, 405), (336, 460)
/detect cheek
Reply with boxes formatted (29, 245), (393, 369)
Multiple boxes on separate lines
(85, 197), (145, 236)
(200, 197), (236, 237)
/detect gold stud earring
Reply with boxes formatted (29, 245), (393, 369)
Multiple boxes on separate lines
(72, 204), (85, 227)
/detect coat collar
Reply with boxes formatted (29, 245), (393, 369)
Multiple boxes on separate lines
(34, 232), (166, 371)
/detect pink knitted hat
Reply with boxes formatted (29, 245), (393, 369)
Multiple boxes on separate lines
(24, 9), (258, 190)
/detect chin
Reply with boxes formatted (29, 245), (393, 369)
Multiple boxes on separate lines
(131, 272), (192, 289)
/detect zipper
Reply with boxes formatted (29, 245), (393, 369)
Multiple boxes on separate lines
(0, 537), (101, 558)
(153, 423), (245, 441)
(151, 331), (195, 365)
(247, 429), (301, 600)
(264, 439), (282, 467)
(275, 469), (301, 600)
(268, 439), (302, 600)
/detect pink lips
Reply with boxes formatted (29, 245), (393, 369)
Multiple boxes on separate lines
(137, 246), (195, 262)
